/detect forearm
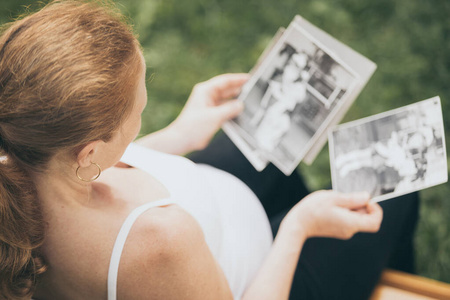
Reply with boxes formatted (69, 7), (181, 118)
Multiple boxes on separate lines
(242, 216), (306, 300)
(135, 73), (247, 156)
(135, 124), (194, 156)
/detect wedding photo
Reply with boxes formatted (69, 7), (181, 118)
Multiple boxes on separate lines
(228, 22), (359, 174)
(329, 97), (447, 202)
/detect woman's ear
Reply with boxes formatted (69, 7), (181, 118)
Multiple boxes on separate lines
(76, 140), (102, 168)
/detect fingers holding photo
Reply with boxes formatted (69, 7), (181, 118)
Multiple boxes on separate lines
(285, 190), (383, 240)
(332, 191), (371, 209)
(331, 191), (383, 233)
(346, 202), (383, 234)
(205, 73), (250, 102)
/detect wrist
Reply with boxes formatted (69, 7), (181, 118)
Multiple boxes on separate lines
(279, 209), (308, 244)
(165, 122), (196, 154)
(169, 117), (212, 153)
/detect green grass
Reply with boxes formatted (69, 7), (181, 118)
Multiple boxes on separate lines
(2, 0), (449, 284)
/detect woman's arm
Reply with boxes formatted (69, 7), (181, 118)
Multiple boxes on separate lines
(242, 191), (382, 300)
(134, 124), (194, 156)
(117, 205), (234, 300)
(242, 217), (306, 300)
(119, 191), (381, 300)
(135, 73), (248, 156)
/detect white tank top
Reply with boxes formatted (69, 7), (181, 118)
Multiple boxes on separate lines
(107, 143), (273, 300)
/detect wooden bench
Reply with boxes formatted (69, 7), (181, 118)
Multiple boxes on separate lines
(370, 269), (450, 300)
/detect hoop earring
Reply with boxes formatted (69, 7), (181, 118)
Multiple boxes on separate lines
(76, 162), (102, 182)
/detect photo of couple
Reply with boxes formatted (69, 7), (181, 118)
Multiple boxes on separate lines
(226, 19), (359, 174)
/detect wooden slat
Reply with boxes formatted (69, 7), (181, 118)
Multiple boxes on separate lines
(372, 270), (450, 300)
(371, 285), (436, 300)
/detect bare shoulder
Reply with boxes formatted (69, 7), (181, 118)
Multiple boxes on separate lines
(116, 204), (233, 300)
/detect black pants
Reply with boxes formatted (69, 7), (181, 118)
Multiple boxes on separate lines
(189, 133), (419, 300)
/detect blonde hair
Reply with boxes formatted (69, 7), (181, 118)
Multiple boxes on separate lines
(0, 1), (142, 298)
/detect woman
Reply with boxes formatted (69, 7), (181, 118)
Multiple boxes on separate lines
(0, 1), (418, 300)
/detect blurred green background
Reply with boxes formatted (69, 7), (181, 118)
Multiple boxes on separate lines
(2, 0), (449, 283)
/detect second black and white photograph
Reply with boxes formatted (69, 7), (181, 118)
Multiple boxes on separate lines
(329, 97), (447, 202)
(230, 21), (359, 175)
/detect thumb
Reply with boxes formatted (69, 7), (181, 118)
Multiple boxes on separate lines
(213, 99), (244, 122)
(333, 191), (371, 209)
(350, 202), (383, 233)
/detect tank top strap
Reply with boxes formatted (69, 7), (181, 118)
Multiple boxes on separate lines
(107, 198), (174, 300)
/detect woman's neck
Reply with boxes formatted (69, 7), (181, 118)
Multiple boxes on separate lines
(32, 159), (108, 211)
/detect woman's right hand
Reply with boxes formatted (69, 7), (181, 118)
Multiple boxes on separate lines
(282, 190), (383, 240)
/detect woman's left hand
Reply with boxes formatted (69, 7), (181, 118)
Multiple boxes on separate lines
(169, 73), (248, 152)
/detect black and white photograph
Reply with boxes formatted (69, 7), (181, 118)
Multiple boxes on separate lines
(224, 20), (359, 175)
(329, 97), (447, 202)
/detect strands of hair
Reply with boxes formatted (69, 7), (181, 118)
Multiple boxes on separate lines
(0, 1), (141, 298)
